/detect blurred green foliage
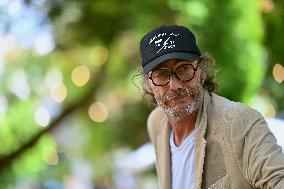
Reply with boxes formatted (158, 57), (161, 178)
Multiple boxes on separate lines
(0, 0), (283, 188)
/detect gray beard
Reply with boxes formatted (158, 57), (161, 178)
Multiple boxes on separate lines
(155, 84), (202, 122)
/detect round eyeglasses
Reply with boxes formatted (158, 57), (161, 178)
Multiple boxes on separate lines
(148, 63), (199, 86)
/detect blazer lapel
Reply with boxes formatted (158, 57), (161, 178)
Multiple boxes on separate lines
(157, 117), (171, 189)
(195, 135), (207, 189)
(194, 90), (210, 189)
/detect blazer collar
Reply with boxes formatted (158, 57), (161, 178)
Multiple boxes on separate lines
(156, 115), (171, 189)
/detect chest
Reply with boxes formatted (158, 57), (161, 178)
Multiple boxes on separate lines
(170, 132), (195, 189)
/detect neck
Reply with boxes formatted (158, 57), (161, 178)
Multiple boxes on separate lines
(169, 110), (198, 146)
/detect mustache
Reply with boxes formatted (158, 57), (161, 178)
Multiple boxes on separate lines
(160, 88), (196, 103)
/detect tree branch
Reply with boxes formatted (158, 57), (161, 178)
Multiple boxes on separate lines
(0, 65), (107, 175)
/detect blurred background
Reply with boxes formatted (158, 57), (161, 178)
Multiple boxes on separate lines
(0, 0), (283, 188)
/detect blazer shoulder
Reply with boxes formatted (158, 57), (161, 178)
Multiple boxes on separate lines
(211, 93), (261, 117)
(211, 93), (265, 134)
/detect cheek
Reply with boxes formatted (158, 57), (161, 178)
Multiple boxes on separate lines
(151, 87), (168, 99)
(152, 88), (163, 98)
(148, 80), (166, 97)
(182, 72), (202, 89)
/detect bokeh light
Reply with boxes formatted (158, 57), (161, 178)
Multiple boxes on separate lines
(71, 65), (90, 87)
(34, 106), (50, 127)
(33, 31), (55, 56)
(272, 63), (284, 83)
(262, 0), (275, 13)
(250, 90), (277, 118)
(266, 103), (276, 118)
(0, 33), (17, 75)
(50, 83), (67, 103)
(8, 69), (31, 100)
(88, 102), (108, 123)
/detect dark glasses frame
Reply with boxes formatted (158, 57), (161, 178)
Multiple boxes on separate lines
(148, 58), (203, 86)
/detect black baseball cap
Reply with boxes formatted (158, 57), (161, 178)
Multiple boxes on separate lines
(140, 25), (201, 73)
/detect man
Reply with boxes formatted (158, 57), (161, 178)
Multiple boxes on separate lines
(139, 25), (284, 189)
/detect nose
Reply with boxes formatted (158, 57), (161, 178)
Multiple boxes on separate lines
(169, 74), (183, 91)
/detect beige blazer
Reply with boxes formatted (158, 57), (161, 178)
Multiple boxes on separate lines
(147, 90), (284, 189)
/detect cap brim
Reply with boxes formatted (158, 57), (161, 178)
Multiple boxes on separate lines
(143, 52), (200, 73)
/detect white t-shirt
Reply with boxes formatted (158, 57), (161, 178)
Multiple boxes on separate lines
(170, 129), (195, 189)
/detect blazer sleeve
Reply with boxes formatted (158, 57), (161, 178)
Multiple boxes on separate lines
(231, 105), (284, 189)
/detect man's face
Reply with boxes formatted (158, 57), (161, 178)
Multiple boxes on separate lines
(147, 59), (203, 121)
